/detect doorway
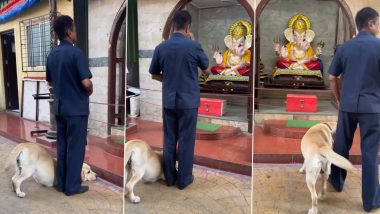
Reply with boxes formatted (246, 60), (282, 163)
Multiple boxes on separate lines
(108, 2), (126, 134)
(161, 0), (255, 133)
(1, 31), (19, 110)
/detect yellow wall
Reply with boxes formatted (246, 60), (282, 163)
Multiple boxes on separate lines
(0, 0), (73, 111)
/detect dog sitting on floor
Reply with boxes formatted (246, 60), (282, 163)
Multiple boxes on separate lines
(124, 139), (165, 204)
(3, 143), (97, 198)
(299, 122), (354, 214)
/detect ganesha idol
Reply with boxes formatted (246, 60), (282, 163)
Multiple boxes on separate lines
(271, 13), (325, 88)
(199, 20), (252, 94)
(211, 19), (252, 76)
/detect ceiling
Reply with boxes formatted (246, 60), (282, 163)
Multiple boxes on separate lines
(190, 0), (241, 9)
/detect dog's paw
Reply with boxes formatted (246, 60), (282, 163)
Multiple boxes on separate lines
(16, 191), (26, 198)
(130, 196), (141, 204)
(308, 208), (317, 214)
(299, 168), (305, 174)
(11, 183), (15, 192)
(318, 192), (326, 200)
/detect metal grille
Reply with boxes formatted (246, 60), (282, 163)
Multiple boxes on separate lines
(20, 14), (51, 72)
(0, 0), (10, 9)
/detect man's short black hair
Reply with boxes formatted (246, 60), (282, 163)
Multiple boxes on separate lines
(53, 15), (74, 41)
(355, 7), (379, 31)
(172, 10), (191, 31)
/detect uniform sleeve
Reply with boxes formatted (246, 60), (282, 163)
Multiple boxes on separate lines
(76, 50), (93, 80)
(149, 47), (161, 75)
(328, 46), (343, 77)
(196, 43), (209, 70)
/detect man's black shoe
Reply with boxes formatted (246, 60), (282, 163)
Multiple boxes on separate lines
(65, 186), (89, 196)
(327, 178), (343, 192)
(54, 186), (64, 192)
(364, 203), (380, 212)
(178, 176), (194, 190)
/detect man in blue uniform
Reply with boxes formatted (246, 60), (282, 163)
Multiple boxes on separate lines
(46, 15), (93, 196)
(149, 10), (209, 190)
(329, 7), (380, 212)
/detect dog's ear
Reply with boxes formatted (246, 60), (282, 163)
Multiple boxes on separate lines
(81, 169), (86, 181)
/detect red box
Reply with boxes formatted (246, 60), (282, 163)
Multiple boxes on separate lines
(198, 98), (226, 117)
(286, 94), (318, 112)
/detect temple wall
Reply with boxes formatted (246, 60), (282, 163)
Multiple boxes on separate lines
(88, 0), (125, 137)
(137, 0), (178, 122)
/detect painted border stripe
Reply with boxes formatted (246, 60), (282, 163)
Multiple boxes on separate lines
(139, 49), (154, 58)
(0, 0), (40, 23)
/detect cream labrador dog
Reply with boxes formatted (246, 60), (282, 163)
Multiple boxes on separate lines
(124, 139), (164, 204)
(4, 143), (97, 198)
(299, 122), (354, 214)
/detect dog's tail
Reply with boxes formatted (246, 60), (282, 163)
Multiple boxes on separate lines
(124, 143), (133, 186)
(319, 146), (354, 171)
(4, 144), (24, 171)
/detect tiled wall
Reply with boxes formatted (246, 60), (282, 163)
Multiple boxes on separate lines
(88, 0), (124, 137)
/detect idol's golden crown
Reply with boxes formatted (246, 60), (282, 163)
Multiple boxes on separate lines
(288, 13), (311, 33)
(229, 19), (252, 39)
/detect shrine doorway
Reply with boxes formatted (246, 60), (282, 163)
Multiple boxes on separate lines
(108, 2), (126, 133)
(254, 0), (355, 114)
(162, 0), (255, 133)
(253, 0), (356, 163)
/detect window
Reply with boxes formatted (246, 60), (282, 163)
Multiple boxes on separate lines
(26, 22), (50, 67)
(20, 14), (51, 72)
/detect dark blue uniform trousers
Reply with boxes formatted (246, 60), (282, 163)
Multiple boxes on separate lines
(330, 111), (380, 211)
(55, 115), (88, 195)
(163, 108), (197, 188)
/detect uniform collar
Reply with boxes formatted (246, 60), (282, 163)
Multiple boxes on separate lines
(60, 40), (74, 46)
(357, 31), (375, 38)
(171, 32), (186, 38)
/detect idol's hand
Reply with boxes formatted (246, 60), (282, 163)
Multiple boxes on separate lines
(274, 43), (280, 53)
(280, 46), (288, 58)
(316, 46), (322, 55)
(214, 51), (223, 65)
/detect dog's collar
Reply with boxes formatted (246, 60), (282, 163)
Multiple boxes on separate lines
(322, 122), (333, 132)
(322, 122), (336, 140)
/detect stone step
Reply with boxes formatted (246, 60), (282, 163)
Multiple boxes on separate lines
(263, 120), (309, 139)
(110, 125), (125, 136)
(103, 138), (123, 157)
(196, 126), (241, 140)
(125, 123), (138, 134)
(255, 113), (338, 125)
(36, 136), (56, 148)
(197, 117), (249, 132)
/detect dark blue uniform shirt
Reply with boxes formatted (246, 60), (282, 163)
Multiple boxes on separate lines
(149, 33), (209, 109)
(46, 41), (92, 116)
(329, 31), (380, 113)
